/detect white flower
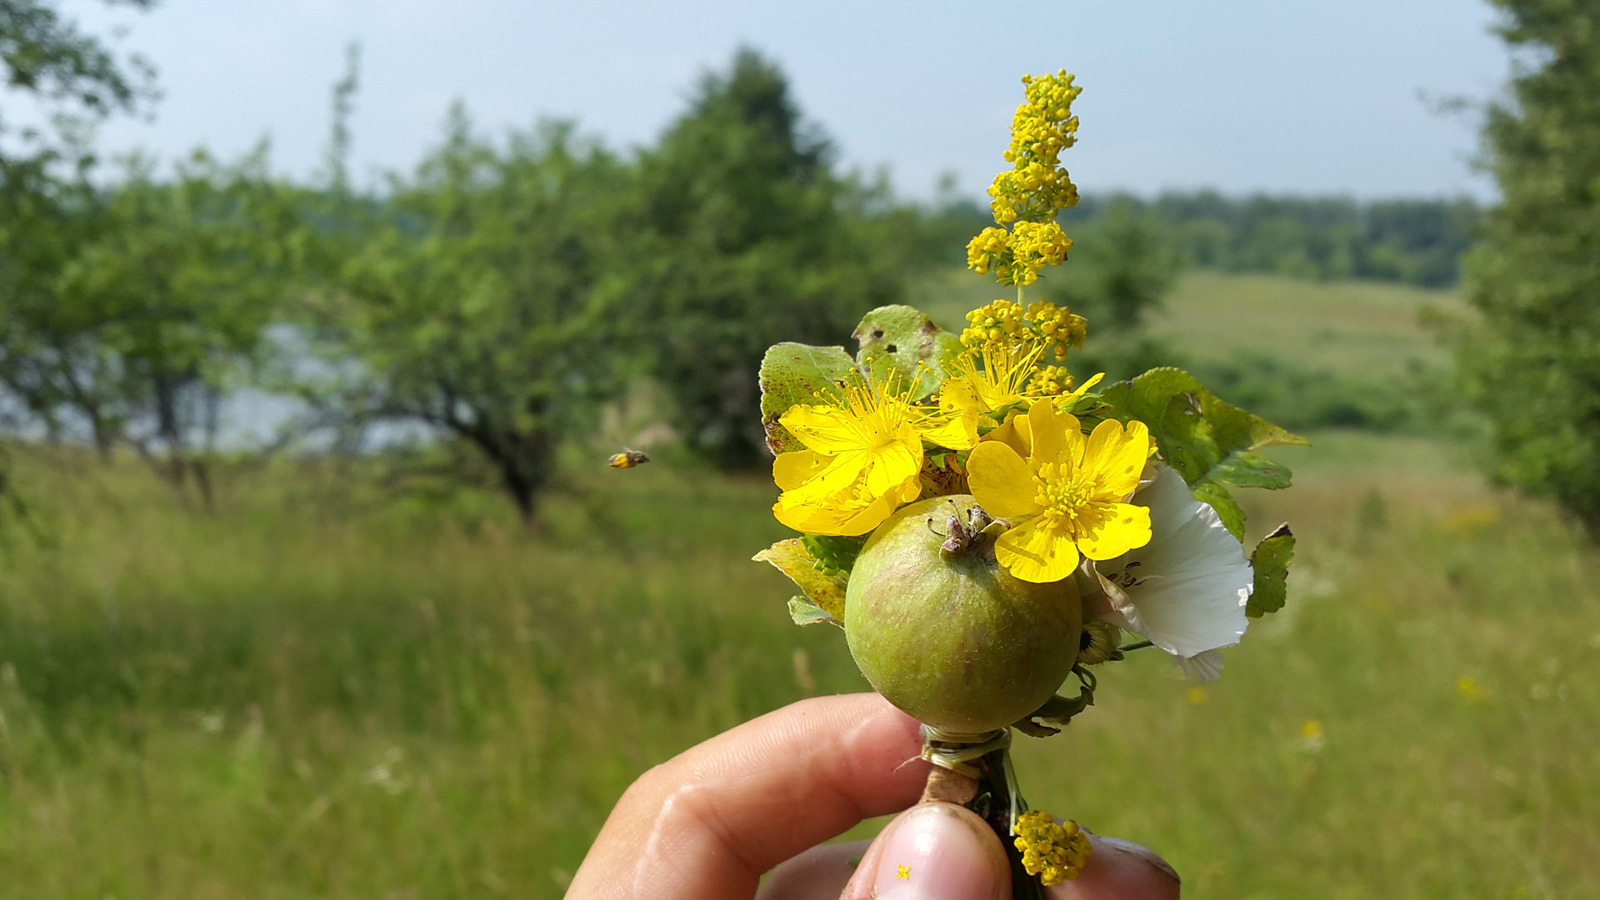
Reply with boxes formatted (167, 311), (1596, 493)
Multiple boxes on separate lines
(1081, 466), (1252, 680)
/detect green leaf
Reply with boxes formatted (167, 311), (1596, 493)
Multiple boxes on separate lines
(852, 305), (963, 400)
(787, 596), (843, 628)
(1102, 367), (1307, 532)
(1247, 524), (1295, 618)
(758, 342), (855, 455)
(1191, 481), (1247, 540)
(754, 537), (847, 622)
(800, 533), (866, 576)
(1206, 450), (1295, 490)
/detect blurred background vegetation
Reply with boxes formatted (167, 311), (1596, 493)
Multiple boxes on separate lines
(1, 0), (1597, 897)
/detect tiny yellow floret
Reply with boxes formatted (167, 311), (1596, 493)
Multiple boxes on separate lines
(1013, 809), (1092, 886)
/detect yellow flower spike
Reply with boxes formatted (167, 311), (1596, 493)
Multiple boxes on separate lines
(1013, 810), (1093, 886)
(771, 375), (974, 537)
(967, 400), (1154, 583)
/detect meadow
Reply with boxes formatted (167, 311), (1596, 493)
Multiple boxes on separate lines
(1, 273), (1596, 898)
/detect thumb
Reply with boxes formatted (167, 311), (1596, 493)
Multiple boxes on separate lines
(841, 802), (1011, 900)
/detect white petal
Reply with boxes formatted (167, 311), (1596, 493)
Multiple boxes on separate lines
(1098, 467), (1252, 660)
(1175, 648), (1228, 681)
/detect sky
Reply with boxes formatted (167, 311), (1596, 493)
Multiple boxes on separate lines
(52, 0), (1509, 203)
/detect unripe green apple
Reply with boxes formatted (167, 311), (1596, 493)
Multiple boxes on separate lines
(845, 495), (1083, 734)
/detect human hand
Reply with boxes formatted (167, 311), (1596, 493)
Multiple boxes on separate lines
(566, 693), (1180, 900)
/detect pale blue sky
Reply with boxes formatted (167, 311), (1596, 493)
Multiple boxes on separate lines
(58, 0), (1507, 202)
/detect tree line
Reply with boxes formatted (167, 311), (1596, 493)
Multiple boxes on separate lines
(918, 190), (1481, 288)
(5, 0), (1596, 537)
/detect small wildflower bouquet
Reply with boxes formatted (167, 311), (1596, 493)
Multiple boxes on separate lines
(754, 71), (1302, 895)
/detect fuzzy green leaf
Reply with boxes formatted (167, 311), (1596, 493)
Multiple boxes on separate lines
(758, 342), (855, 455)
(1102, 367), (1306, 532)
(754, 538), (847, 622)
(852, 305), (963, 400)
(1247, 524), (1295, 618)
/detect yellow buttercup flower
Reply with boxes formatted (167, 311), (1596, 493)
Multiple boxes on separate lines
(772, 376), (976, 536)
(967, 399), (1154, 582)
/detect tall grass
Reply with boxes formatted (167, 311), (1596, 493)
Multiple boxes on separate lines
(2, 430), (1596, 898)
(1, 272), (1595, 897)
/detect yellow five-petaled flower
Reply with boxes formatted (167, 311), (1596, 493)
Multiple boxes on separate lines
(967, 399), (1154, 582)
(772, 376), (976, 537)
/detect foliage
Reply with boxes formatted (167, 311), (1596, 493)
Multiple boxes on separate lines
(0, 0), (156, 515)
(313, 108), (639, 527)
(1058, 191), (1479, 288)
(0, 148), (295, 505)
(635, 48), (906, 469)
(1460, 0), (1600, 534)
(2, 436), (1598, 896)
(1048, 196), (1181, 334)
(0, 0), (155, 157)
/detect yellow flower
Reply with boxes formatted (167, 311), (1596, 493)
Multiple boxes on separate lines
(967, 399), (1154, 582)
(940, 344), (1104, 429)
(960, 299), (1086, 363)
(964, 221), (1074, 287)
(1012, 810), (1092, 886)
(772, 377), (976, 536)
(939, 345), (1042, 420)
(986, 71), (1083, 225)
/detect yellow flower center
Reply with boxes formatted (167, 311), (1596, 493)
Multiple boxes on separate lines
(1033, 463), (1112, 534)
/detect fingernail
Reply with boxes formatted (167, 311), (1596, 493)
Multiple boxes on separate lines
(1096, 835), (1182, 885)
(869, 802), (1007, 900)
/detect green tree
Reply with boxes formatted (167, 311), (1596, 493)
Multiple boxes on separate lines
(0, 148), (296, 505)
(1050, 196), (1180, 336)
(317, 109), (637, 527)
(1459, 0), (1600, 534)
(0, 0), (155, 515)
(637, 48), (904, 468)
(0, 0), (155, 156)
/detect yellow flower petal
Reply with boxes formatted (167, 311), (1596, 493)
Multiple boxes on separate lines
(1027, 400), (1082, 468)
(863, 436), (922, 495)
(779, 405), (864, 455)
(985, 409), (1036, 458)
(773, 489), (899, 536)
(995, 518), (1080, 583)
(1076, 502), (1152, 560)
(773, 449), (827, 491)
(1083, 419), (1150, 499)
(967, 441), (1041, 519)
(916, 408), (979, 450)
(801, 450), (872, 498)
(1057, 371), (1104, 405)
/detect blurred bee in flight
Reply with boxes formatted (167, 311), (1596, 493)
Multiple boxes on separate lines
(608, 448), (650, 469)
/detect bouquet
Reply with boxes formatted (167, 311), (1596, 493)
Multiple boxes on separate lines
(753, 71), (1301, 895)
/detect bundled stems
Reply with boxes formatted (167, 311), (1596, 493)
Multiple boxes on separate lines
(918, 728), (1046, 900)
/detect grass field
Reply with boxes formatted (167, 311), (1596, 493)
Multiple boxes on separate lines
(2, 273), (1596, 898)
